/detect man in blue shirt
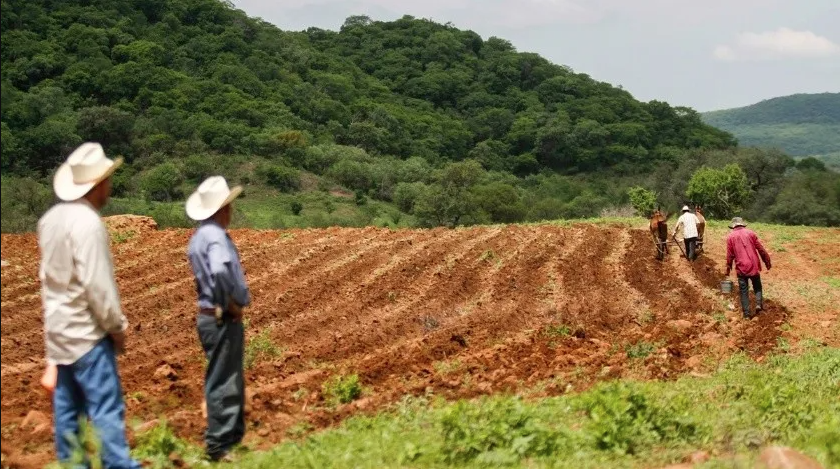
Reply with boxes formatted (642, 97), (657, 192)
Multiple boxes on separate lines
(185, 176), (250, 462)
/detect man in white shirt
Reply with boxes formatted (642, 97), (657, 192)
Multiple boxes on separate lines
(673, 205), (700, 261)
(38, 142), (140, 468)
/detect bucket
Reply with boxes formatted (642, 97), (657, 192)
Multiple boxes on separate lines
(720, 279), (733, 294)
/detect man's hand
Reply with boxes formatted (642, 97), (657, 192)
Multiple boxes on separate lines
(227, 300), (244, 321)
(110, 331), (126, 355)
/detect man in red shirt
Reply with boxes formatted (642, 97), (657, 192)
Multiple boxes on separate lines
(725, 217), (772, 318)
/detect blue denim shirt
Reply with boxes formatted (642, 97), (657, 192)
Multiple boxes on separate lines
(187, 220), (251, 311)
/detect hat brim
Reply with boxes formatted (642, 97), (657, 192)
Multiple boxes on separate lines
(53, 157), (123, 202)
(728, 222), (747, 229)
(185, 185), (243, 221)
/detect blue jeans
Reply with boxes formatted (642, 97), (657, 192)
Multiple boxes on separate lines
(53, 337), (140, 469)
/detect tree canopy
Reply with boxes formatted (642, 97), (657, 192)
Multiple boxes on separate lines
(1, 0), (734, 177)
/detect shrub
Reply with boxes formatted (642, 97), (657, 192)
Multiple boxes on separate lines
(392, 181), (427, 213)
(627, 186), (658, 217)
(141, 162), (183, 202)
(181, 154), (215, 183)
(686, 164), (750, 219)
(290, 200), (303, 216)
(257, 164), (301, 193)
(322, 374), (362, 405)
(0, 176), (53, 233)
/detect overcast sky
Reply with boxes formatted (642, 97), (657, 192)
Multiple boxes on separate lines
(232, 0), (840, 112)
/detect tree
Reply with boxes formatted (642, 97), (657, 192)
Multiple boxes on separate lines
(472, 182), (526, 223)
(734, 148), (794, 191)
(627, 186), (658, 217)
(141, 162), (183, 201)
(414, 160), (486, 227)
(686, 164), (750, 219)
(257, 164), (301, 193)
(796, 157), (827, 172)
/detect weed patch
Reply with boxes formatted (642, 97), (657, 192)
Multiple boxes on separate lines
(625, 341), (657, 359)
(322, 374), (363, 405)
(244, 329), (283, 369)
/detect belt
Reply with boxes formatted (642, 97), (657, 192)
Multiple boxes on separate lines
(199, 308), (217, 317)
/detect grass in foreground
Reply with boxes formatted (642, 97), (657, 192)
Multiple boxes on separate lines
(114, 347), (840, 469)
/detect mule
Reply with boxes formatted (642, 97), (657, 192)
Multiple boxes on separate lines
(649, 208), (670, 260)
(695, 205), (706, 254)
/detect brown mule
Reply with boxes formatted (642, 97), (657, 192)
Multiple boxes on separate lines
(649, 208), (671, 260)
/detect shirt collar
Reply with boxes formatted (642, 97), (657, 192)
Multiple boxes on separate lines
(200, 219), (231, 238)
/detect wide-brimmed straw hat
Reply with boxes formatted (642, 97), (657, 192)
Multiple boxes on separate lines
(53, 142), (123, 201)
(729, 217), (747, 229)
(185, 176), (243, 221)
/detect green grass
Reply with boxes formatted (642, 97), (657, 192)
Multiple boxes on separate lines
(821, 276), (840, 289)
(202, 348), (838, 469)
(51, 349), (834, 468)
(101, 188), (418, 230)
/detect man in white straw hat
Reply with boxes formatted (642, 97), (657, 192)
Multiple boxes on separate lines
(185, 176), (250, 462)
(725, 217), (772, 319)
(673, 205), (700, 261)
(37, 142), (140, 468)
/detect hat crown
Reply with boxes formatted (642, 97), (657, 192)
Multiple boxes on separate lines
(681, 205), (690, 212)
(197, 176), (231, 208)
(67, 143), (110, 184)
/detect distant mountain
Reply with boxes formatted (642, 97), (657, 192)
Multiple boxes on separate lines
(702, 93), (840, 169)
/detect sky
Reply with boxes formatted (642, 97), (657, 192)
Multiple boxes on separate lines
(231, 0), (840, 112)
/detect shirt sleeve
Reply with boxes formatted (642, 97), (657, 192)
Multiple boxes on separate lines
(752, 232), (771, 269)
(76, 222), (127, 333)
(208, 240), (251, 307)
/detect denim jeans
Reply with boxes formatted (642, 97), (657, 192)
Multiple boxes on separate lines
(738, 274), (763, 317)
(53, 337), (140, 469)
(197, 314), (245, 459)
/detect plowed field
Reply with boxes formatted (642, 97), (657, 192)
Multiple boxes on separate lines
(2, 221), (838, 467)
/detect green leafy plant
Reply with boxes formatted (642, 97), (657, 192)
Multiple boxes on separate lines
(322, 374), (363, 405)
(244, 329), (283, 369)
(625, 341), (657, 359)
(439, 397), (563, 464)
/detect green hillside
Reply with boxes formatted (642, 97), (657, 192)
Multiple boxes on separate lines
(2, 0), (838, 230)
(702, 93), (840, 167)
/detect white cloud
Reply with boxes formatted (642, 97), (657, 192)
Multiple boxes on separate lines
(714, 27), (840, 61)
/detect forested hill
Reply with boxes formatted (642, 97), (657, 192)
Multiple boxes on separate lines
(702, 93), (840, 168)
(1, 0), (734, 177)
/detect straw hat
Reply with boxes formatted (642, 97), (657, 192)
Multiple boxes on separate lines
(729, 217), (747, 229)
(681, 205), (690, 212)
(53, 142), (123, 201)
(185, 176), (242, 221)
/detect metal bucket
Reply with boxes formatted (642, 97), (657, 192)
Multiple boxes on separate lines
(720, 279), (733, 294)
